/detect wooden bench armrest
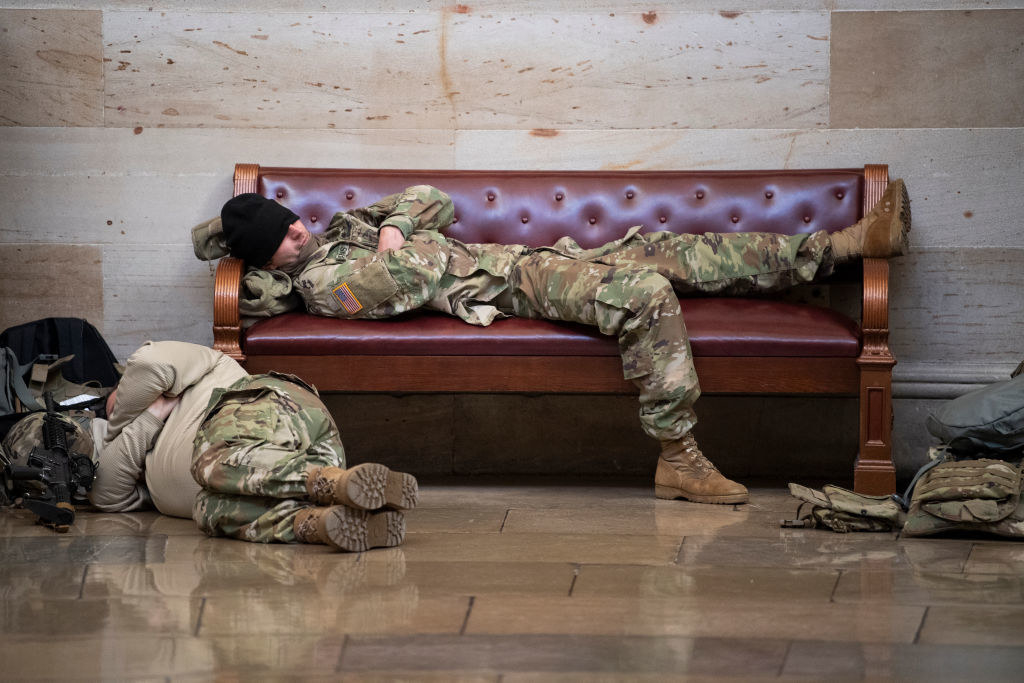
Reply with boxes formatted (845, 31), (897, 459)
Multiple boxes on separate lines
(858, 163), (893, 363)
(860, 258), (893, 363)
(213, 256), (246, 361)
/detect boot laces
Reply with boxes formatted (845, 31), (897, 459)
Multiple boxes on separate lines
(680, 434), (718, 475)
(294, 509), (321, 543)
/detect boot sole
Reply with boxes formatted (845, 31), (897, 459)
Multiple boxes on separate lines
(655, 484), (748, 505)
(344, 463), (419, 511)
(323, 507), (406, 552)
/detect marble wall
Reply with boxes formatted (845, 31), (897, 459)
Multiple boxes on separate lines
(2, 2), (1021, 479)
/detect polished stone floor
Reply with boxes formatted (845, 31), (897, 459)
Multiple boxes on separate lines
(3, 478), (1024, 680)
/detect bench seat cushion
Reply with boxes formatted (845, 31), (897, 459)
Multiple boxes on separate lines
(243, 298), (860, 358)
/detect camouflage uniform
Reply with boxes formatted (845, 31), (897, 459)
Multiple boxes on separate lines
(91, 341), (345, 544)
(290, 186), (836, 442)
(191, 373), (346, 544)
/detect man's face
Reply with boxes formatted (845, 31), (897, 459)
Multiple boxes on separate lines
(267, 220), (310, 270)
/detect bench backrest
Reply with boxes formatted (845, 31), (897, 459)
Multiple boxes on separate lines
(236, 166), (877, 249)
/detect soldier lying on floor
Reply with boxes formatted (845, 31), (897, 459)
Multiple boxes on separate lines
(3, 341), (417, 552)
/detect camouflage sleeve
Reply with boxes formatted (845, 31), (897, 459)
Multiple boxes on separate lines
(295, 232), (451, 319)
(357, 185), (454, 239)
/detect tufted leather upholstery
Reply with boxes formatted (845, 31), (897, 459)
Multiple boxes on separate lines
(259, 168), (864, 248)
(242, 167), (865, 359)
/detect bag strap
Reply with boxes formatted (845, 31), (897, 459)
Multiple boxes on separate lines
(892, 448), (952, 510)
(12, 354), (79, 413)
(11, 356), (44, 412)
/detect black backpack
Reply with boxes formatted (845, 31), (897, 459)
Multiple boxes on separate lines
(0, 318), (121, 438)
(0, 318), (120, 389)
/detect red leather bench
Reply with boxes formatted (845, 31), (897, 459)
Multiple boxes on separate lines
(213, 163), (898, 494)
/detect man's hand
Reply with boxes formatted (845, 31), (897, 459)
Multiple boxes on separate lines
(377, 226), (405, 253)
(145, 394), (180, 422)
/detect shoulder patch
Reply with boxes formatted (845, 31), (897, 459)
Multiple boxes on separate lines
(332, 282), (363, 314)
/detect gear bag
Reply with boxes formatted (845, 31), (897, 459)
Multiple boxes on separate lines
(0, 318), (120, 390)
(787, 361), (1024, 536)
(903, 455), (1024, 537)
(0, 318), (120, 437)
(1, 353), (113, 419)
(925, 363), (1024, 457)
(783, 483), (904, 533)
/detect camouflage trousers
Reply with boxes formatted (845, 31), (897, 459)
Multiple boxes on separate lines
(191, 374), (345, 544)
(508, 229), (835, 441)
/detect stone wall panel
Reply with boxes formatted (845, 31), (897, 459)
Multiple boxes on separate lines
(0, 9), (103, 126)
(0, 243), (104, 335)
(832, 10), (1024, 128)
(0, 126), (455, 175)
(446, 11), (829, 130)
(103, 11), (451, 130)
(889, 247), (1024, 366)
(100, 244), (215, 357)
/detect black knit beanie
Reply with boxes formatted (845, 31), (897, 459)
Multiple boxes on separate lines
(220, 193), (299, 266)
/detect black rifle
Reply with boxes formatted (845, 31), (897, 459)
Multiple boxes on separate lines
(2, 393), (95, 532)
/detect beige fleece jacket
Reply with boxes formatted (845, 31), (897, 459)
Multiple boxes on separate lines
(90, 341), (247, 518)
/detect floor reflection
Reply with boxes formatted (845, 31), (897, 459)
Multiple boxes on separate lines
(3, 484), (1024, 679)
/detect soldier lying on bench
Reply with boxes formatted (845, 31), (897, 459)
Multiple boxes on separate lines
(197, 180), (911, 505)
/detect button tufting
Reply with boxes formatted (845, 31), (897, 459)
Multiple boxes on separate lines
(555, 192), (564, 201)
(835, 191), (845, 200)
(487, 193), (495, 201)
(803, 216), (812, 223)
(765, 191), (774, 199)
(310, 216), (318, 223)
(696, 191), (705, 200)
(276, 190), (284, 198)
(521, 216), (529, 224)
(345, 191), (354, 200)
(626, 191), (635, 199)
(731, 216), (739, 223)
(452, 216), (459, 223)
(588, 217), (597, 225)
(659, 216), (667, 223)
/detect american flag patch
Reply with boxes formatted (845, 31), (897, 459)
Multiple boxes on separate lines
(332, 282), (363, 314)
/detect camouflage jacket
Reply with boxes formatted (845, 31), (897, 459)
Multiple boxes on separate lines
(288, 185), (522, 326)
(194, 185), (650, 326)
(292, 185), (650, 327)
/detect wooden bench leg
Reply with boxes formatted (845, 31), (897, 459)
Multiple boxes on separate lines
(856, 254), (897, 495)
(854, 361), (897, 495)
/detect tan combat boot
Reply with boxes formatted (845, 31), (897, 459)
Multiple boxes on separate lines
(293, 505), (405, 552)
(655, 433), (749, 504)
(306, 463), (419, 511)
(830, 179), (911, 263)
